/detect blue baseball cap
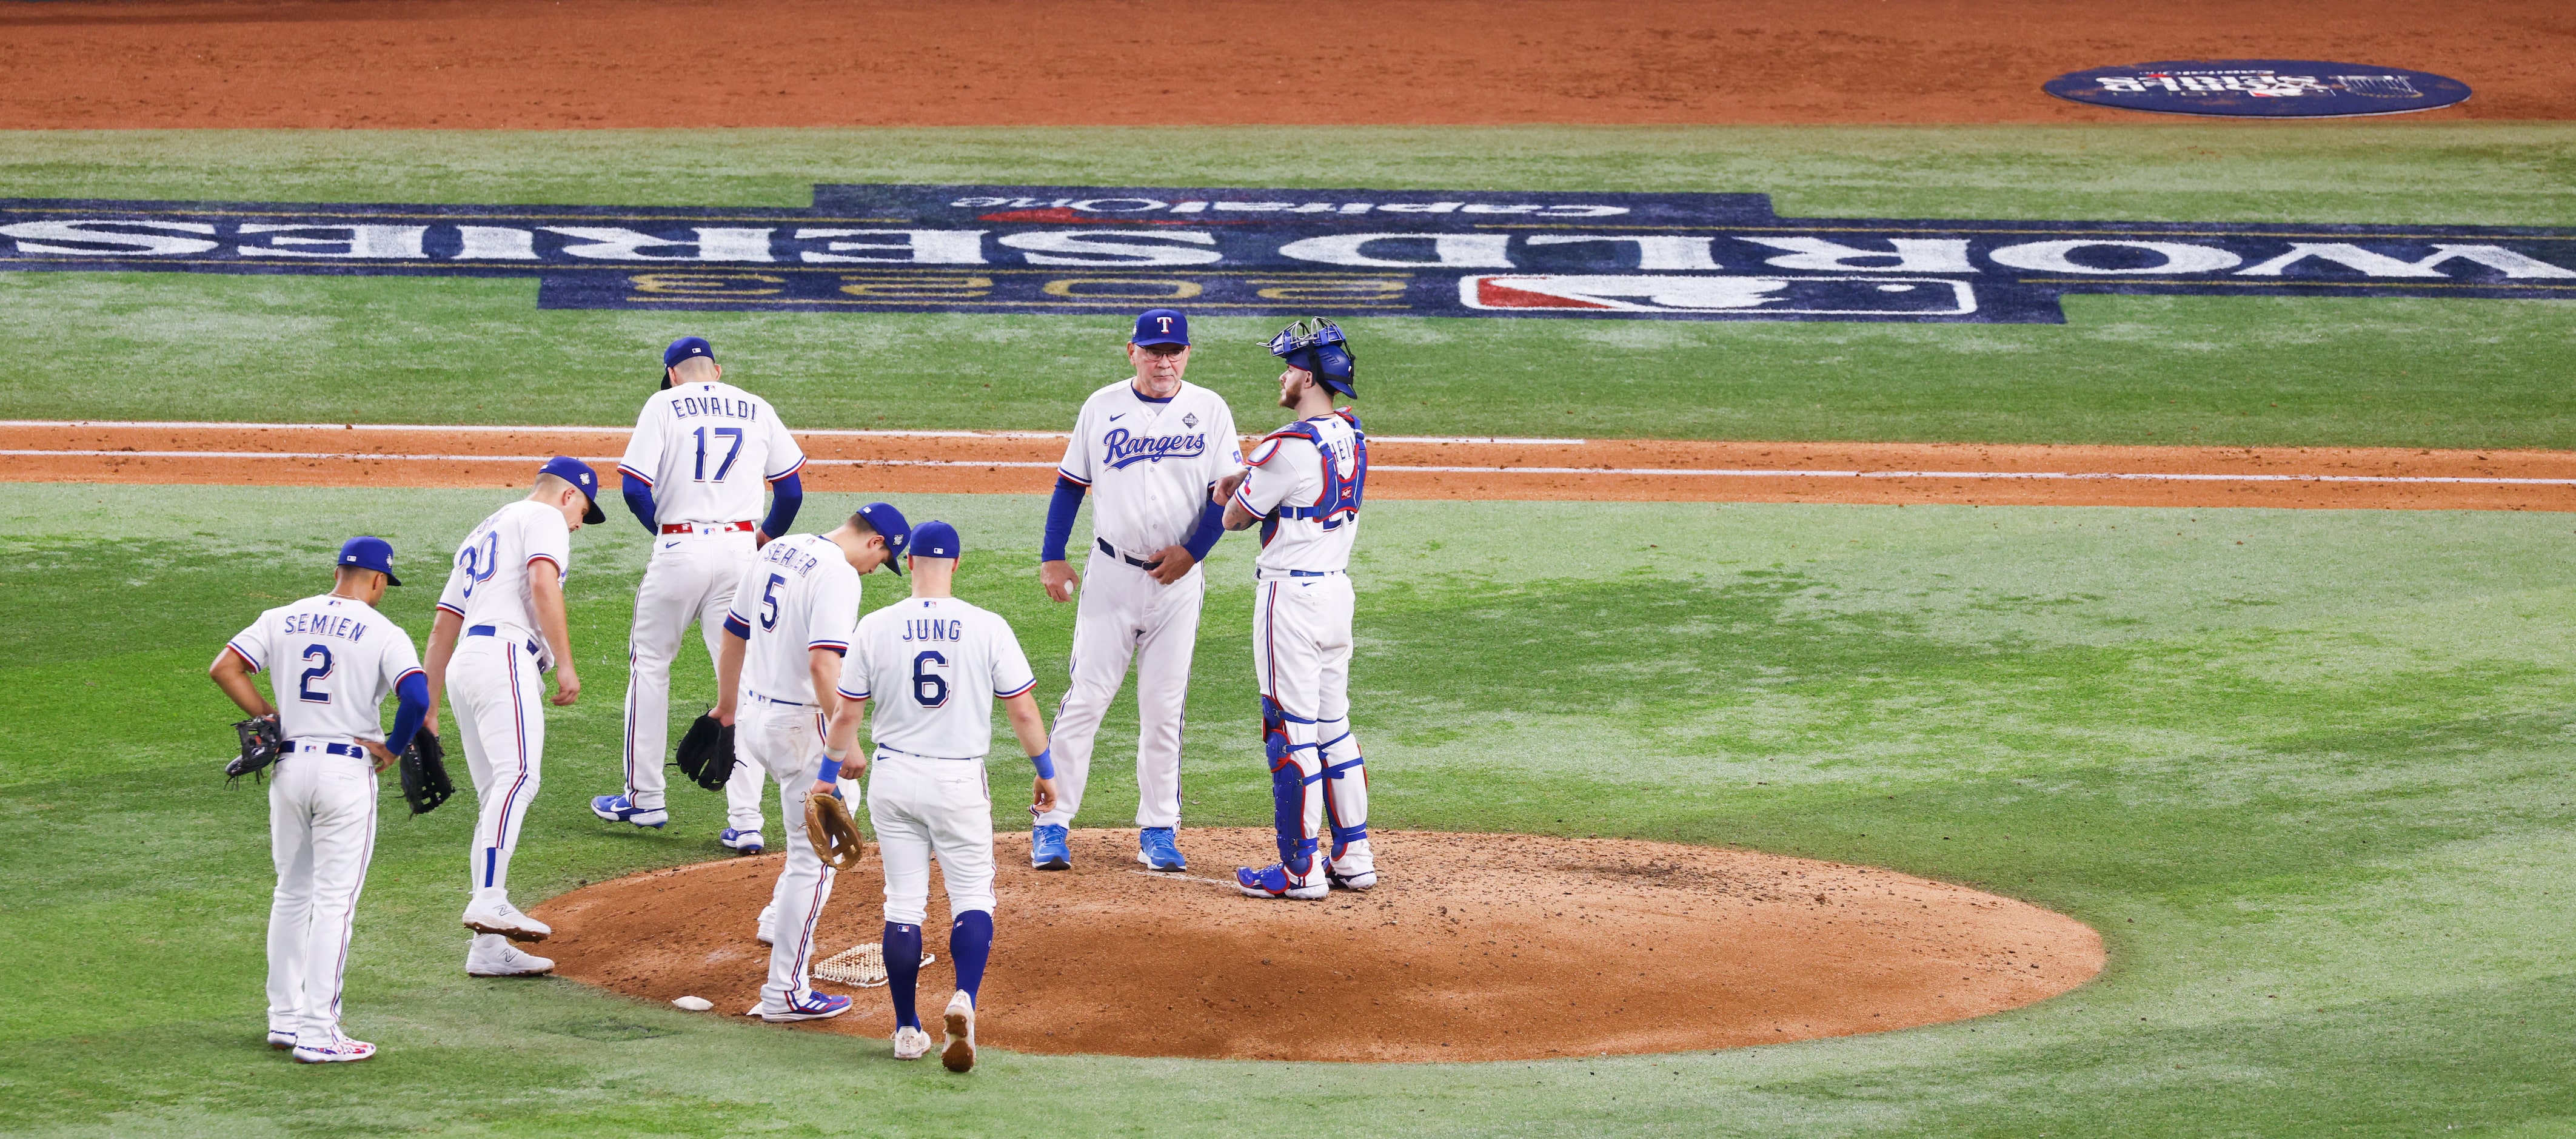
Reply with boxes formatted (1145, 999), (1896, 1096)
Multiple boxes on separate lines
(337, 536), (401, 586)
(855, 501), (913, 576)
(540, 456), (607, 525)
(908, 520), (961, 560)
(1131, 308), (1189, 348)
(664, 335), (715, 370)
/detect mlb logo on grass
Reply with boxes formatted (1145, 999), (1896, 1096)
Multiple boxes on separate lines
(1460, 274), (1978, 317)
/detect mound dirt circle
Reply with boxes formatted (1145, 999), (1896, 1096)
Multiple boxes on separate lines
(532, 828), (2101, 1061)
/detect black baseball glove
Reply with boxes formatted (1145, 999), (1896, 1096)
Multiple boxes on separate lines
(400, 730), (455, 815)
(227, 716), (284, 783)
(674, 712), (738, 792)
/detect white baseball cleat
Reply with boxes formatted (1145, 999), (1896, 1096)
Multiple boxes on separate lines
(266, 1029), (296, 1050)
(1328, 868), (1378, 890)
(467, 937), (555, 977)
(290, 1033), (376, 1063)
(892, 1024), (932, 1061)
(940, 989), (977, 1073)
(756, 902), (777, 946)
(461, 898), (552, 943)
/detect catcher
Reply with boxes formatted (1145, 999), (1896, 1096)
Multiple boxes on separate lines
(207, 537), (436, 1064)
(711, 503), (910, 1023)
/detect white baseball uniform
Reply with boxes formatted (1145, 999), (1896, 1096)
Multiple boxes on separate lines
(226, 593), (421, 1044)
(1233, 410), (1371, 884)
(720, 534), (862, 1011)
(616, 380), (806, 827)
(437, 499), (571, 912)
(1041, 378), (1239, 831)
(839, 596), (1039, 925)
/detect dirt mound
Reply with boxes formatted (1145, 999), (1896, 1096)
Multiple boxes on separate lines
(532, 828), (2101, 1061)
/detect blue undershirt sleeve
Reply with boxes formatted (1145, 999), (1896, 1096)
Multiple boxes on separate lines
(387, 671), (430, 755)
(1041, 475), (1087, 562)
(1183, 491), (1226, 562)
(761, 473), (804, 538)
(621, 472), (657, 535)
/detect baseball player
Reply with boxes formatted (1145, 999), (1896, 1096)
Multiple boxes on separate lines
(593, 335), (808, 855)
(208, 536), (430, 1063)
(824, 521), (1059, 1073)
(1214, 320), (1374, 900)
(710, 503), (911, 1023)
(423, 457), (604, 969)
(1032, 307), (1239, 872)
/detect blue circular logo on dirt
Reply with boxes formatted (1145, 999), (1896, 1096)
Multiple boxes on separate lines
(2044, 60), (2470, 118)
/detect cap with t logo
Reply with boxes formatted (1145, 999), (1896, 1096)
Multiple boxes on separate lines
(1131, 308), (1189, 348)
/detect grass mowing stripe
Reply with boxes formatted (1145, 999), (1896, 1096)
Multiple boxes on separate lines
(4, 483), (2572, 1134)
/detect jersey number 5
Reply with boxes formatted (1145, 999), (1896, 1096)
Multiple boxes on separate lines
(298, 643), (335, 704)
(758, 573), (786, 631)
(911, 651), (950, 708)
(694, 426), (744, 482)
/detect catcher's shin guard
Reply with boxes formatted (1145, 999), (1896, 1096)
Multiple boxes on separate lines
(1262, 697), (1325, 877)
(1318, 717), (1369, 864)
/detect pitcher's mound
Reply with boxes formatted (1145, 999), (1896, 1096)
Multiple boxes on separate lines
(533, 828), (2101, 1061)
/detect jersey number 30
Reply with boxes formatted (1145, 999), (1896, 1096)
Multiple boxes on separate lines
(911, 651), (949, 708)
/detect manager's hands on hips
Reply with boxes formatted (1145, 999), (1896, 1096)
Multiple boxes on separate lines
(1143, 545), (1196, 585)
(1040, 559), (1080, 603)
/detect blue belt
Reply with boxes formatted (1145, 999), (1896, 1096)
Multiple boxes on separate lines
(744, 688), (806, 708)
(290, 740), (367, 759)
(1097, 537), (1154, 569)
(466, 625), (543, 655)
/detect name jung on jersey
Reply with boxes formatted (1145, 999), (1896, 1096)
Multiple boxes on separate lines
(1100, 427), (1207, 469)
(669, 394), (762, 421)
(900, 618), (965, 643)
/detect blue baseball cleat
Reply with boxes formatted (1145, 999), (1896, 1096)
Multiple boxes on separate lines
(1136, 827), (1187, 872)
(720, 828), (764, 855)
(591, 795), (666, 829)
(1235, 862), (1328, 900)
(760, 990), (852, 1023)
(1030, 823), (1071, 870)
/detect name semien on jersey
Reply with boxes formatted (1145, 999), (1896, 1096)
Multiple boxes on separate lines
(276, 611), (372, 643)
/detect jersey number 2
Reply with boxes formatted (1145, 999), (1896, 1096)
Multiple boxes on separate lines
(694, 426), (744, 482)
(298, 644), (335, 704)
(911, 651), (949, 708)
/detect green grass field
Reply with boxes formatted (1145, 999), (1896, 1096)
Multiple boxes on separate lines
(5, 126), (2576, 448)
(7, 126), (2576, 1137)
(4, 485), (2574, 1136)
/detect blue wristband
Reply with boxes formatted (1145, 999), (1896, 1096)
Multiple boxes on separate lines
(815, 758), (841, 784)
(1029, 747), (1055, 780)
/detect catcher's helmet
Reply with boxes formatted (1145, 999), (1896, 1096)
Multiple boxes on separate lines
(1265, 318), (1357, 398)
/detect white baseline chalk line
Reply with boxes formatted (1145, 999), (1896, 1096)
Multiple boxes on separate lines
(8, 449), (2575, 486)
(0, 420), (1584, 447)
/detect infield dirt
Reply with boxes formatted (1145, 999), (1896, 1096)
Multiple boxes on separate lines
(4, 0), (2571, 129)
(532, 827), (2103, 1063)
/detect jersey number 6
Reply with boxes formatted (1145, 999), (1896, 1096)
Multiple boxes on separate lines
(911, 650), (949, 708)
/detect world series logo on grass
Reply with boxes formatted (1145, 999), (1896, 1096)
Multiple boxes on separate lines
(1, 184), (2569, 324)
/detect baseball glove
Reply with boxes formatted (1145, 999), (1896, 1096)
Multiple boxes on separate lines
(807, 791), (866, 872)
(227, 716), (284, 783)
(399, 731), (455, 815)
(674, 713), (738, 792)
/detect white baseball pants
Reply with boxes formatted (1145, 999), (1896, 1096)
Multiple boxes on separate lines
(449, 632), (544, 907)
(265, 743), (378, 1042)
(1254, 574), (1371, 878)
(738, 698), (838, 1009)
(1036, 547), (1203, 830)
(622, 529), (769, 827)
(868, 753), (995, 926)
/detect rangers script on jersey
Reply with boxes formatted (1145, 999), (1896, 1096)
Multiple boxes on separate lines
(1057, 379), (1241, 558)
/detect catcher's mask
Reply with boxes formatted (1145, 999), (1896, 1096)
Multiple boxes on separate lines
(1264, 318), (1357, 398)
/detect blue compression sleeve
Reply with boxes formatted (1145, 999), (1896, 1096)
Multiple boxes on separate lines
(1183, 492), (1226, 562)
(950, 910), (994, 1003)
(621, 473), (657, 535)
(387, 671), (430, 755)
(885, 921), (925, 1029)
(1040, 475), (1087, 562)
(761, 473), (804, 538)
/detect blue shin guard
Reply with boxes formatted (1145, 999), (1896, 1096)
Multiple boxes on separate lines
(1263, 697), (1324, 875)
(949, 910), (992, 1003)
(1319, 717), (1369, 861)
(883, 921), (924, 1029)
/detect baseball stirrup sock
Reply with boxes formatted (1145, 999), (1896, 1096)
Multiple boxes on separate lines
(950, 910), (993, 1002)
(883, 922), (924, 1028)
